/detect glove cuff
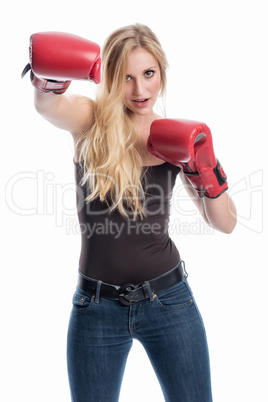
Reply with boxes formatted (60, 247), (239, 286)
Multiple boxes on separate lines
(21, 63), (71, 94)
(184, 160), (228, 198)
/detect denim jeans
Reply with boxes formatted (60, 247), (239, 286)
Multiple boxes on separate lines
(67, 269), (212, 402)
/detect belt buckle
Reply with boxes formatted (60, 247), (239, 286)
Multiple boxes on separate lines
(118, 283), (141, 306)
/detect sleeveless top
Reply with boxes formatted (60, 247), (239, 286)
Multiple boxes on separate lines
(74, 160), (181, 285)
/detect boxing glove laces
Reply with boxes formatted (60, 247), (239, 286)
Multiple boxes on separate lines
(148, 119), (228, 198)
(21, 32), (101, 94)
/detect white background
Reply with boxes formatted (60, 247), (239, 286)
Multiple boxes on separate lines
(1, 0), (267, 401)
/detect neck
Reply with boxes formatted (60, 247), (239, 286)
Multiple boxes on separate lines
(134, 111), (160, 132)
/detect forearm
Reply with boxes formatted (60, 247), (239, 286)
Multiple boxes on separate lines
(34, 89), (62, 115)
(202, 192), (237, 234)
(23, 31), (100, 132)
(180, 172), (237, 234)
(33, 89), (72, 130)
(148, 118), (237, 234)
(33, 89), (93, 134)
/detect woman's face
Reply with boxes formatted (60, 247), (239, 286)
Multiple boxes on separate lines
(124, 48), (161, 118)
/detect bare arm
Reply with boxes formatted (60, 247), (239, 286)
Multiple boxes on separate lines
(180, 171), (237, 234)
(34, 89), (93, 137)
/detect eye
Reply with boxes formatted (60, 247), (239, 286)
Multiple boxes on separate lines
(126, 75), (132, 82)
(144, 70), (155, 78)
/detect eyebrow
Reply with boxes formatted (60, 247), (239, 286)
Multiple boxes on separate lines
(126, 66), (158, 76)
(143, 65), (158, 72)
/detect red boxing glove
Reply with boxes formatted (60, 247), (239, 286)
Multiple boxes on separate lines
(148, 119), (228, 198)
(21, 32), (101, 94)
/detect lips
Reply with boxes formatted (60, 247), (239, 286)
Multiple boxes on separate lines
(132, 98), (150, 108)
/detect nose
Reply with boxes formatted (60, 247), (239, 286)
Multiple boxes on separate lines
(133, 78), (144, 96)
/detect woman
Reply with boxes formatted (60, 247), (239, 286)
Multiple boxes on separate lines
(25, 24), (237, 401)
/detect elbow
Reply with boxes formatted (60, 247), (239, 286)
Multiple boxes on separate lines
(224, 203), (238, 234)
(201, 211), (237, 235)
(227, 217), (238, 234)
(222, 223), (237, 234)
(216, 217), (237, 234)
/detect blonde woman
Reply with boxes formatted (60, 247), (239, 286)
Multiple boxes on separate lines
(23, 24), (236, 401)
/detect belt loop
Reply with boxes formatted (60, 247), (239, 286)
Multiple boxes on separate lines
(95, 280), (102, 304)
(180, 260), (188, 279)
(144, 281), (155, 302)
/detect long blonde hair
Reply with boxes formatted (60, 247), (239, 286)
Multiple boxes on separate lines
(77, 24), (168, 220)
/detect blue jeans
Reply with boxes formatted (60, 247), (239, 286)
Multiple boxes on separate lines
(67, 269), (212, 402)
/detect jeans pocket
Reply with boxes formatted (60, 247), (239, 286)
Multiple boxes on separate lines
(155, 280), (193, 309)
(72, 287), (94, 313)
